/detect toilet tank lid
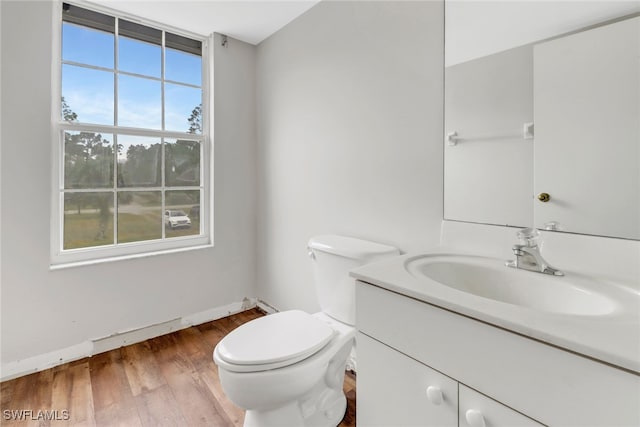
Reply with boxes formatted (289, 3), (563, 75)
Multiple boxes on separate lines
(308, 235), (399, 260)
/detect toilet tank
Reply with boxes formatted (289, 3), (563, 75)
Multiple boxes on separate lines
(308, 235), (400, 325)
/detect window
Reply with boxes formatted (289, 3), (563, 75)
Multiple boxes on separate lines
(52, 2), (211, 267)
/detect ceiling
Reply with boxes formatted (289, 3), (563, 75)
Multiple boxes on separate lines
(87, 0), (321, 45)
(446, 1), (640, 66)
(85, 1), (640, 55)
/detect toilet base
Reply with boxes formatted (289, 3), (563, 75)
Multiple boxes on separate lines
(244, 402), (304, 427)
(241, 337), (352, 427)
(243, 376), (347, 427)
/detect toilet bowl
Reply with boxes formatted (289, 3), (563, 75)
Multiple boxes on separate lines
(214, 312), (355, 427)
(213, 235), (400, 427)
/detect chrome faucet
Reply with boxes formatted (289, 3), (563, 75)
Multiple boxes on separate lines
(506, 228), (563, 276)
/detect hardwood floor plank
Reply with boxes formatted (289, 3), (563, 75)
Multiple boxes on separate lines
(174, 327), (207, 357)
(67, 361), (96, 426)
(0, 308), (356, 427)
(211, 316), (241, 335)
(195, 322), (228, 350)
(198, 364), (245, 426)
(134, 385), (187, 427)
(89, 351), (141, 427)
(151, 334), (232, 426)
(187, 324), (246, 426)
(172, 328), (212, 372)
(121, 341), (166, 396)
(163, 369), (231, 426)
(93, 400), (143, 427)
(1, 379), (14, 408)
(51, 365), (76, 426)
(234, 308), (264, 324)
(88, 352), (132, 412)
(2, 373), (38, 427)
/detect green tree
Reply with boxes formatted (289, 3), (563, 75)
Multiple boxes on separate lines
(188, 104), (202, 134)
(165, 139), (200, 186)
(62, 96), (78, 122)
(62, 98), (113, 240)
(119, 143), (162, 188)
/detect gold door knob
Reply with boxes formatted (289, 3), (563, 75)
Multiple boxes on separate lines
(537, 192), (550, 202)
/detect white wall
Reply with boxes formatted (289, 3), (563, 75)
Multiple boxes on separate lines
(0, 2), (257, 376)
(255, 1), (444, 313)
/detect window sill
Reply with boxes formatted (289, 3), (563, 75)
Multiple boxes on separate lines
(50, 241), (214, 270)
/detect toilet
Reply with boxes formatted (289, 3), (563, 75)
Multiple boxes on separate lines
(213, 235), (400, 427)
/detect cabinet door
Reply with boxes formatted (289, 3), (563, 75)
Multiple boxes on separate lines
(357, 332), (457, 427)
(533, 16), (640, 239)
(459, 385), (544, 427)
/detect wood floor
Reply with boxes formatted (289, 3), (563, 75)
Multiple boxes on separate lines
(0, 308), (356, 427)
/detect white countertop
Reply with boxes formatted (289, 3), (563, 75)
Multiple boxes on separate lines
(351, 251), (640, 374)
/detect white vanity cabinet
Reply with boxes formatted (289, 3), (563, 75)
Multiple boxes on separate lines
(357, 332), (458, 426)
(355, 280), (640, 427)
(459, 385), (543, 427)
(358, 332), (543, 427)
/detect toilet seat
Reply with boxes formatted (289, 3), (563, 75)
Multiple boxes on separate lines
(215, 310), (336, 373)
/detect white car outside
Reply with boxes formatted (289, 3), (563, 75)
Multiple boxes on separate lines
(164, 210), (191, 229)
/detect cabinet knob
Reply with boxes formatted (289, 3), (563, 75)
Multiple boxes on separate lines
(537, 192), (551, 202)
(426, 386), (443, 405)
(465, 409), (486, 427)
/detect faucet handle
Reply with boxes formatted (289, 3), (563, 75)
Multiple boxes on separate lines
(516, 227), (541, 248)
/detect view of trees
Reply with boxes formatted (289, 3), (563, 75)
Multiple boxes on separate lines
(62, 98), (202, 248)
(188, 104), (202, 134)
(63, 97), (115, 242)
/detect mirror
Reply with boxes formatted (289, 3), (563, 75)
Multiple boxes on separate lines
(444, 1), (640, 240)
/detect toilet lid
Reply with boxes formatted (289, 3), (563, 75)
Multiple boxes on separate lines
(216, 310), (335, 368)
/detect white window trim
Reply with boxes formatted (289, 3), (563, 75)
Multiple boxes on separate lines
(50, 0), (214, 269)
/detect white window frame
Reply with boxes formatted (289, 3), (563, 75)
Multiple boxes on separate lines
(50, 1), (213, 269)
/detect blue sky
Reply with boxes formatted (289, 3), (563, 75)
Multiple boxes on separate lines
(62, 22), (202, 134)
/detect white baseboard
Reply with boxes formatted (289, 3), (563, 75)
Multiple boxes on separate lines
(182, 297), (257, 326)
(0, 299), (257, 382)
(91, 317), (185, 356)
(0, 341), (93, 382)
(256, 299), (279, 314)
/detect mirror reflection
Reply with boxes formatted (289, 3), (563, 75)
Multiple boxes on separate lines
(444, 1), (640, 240)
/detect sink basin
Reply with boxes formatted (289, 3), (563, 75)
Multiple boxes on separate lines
(404, 254), (619, 316)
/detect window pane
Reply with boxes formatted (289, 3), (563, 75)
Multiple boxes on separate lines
(117, 135), (161, 187)
(62, 64), (114, 125)
(165, 139), (200, 186)
(62, 22), (114, 69)
(64, 131), (114, 189)
(165, 190), (200, 238)
(165, 83), (202, 133)
(64, 192), (114, 249)
(118, 75), (161, 129)
(119, 36), (161, 78)
(166, 48), (202, 86)
(117, 191), (161, 243)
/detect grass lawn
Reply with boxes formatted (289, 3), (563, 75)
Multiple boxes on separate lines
(64, 212), (113, 249)
(64, 211), (200, 249)
(117, 211), (162, 244)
